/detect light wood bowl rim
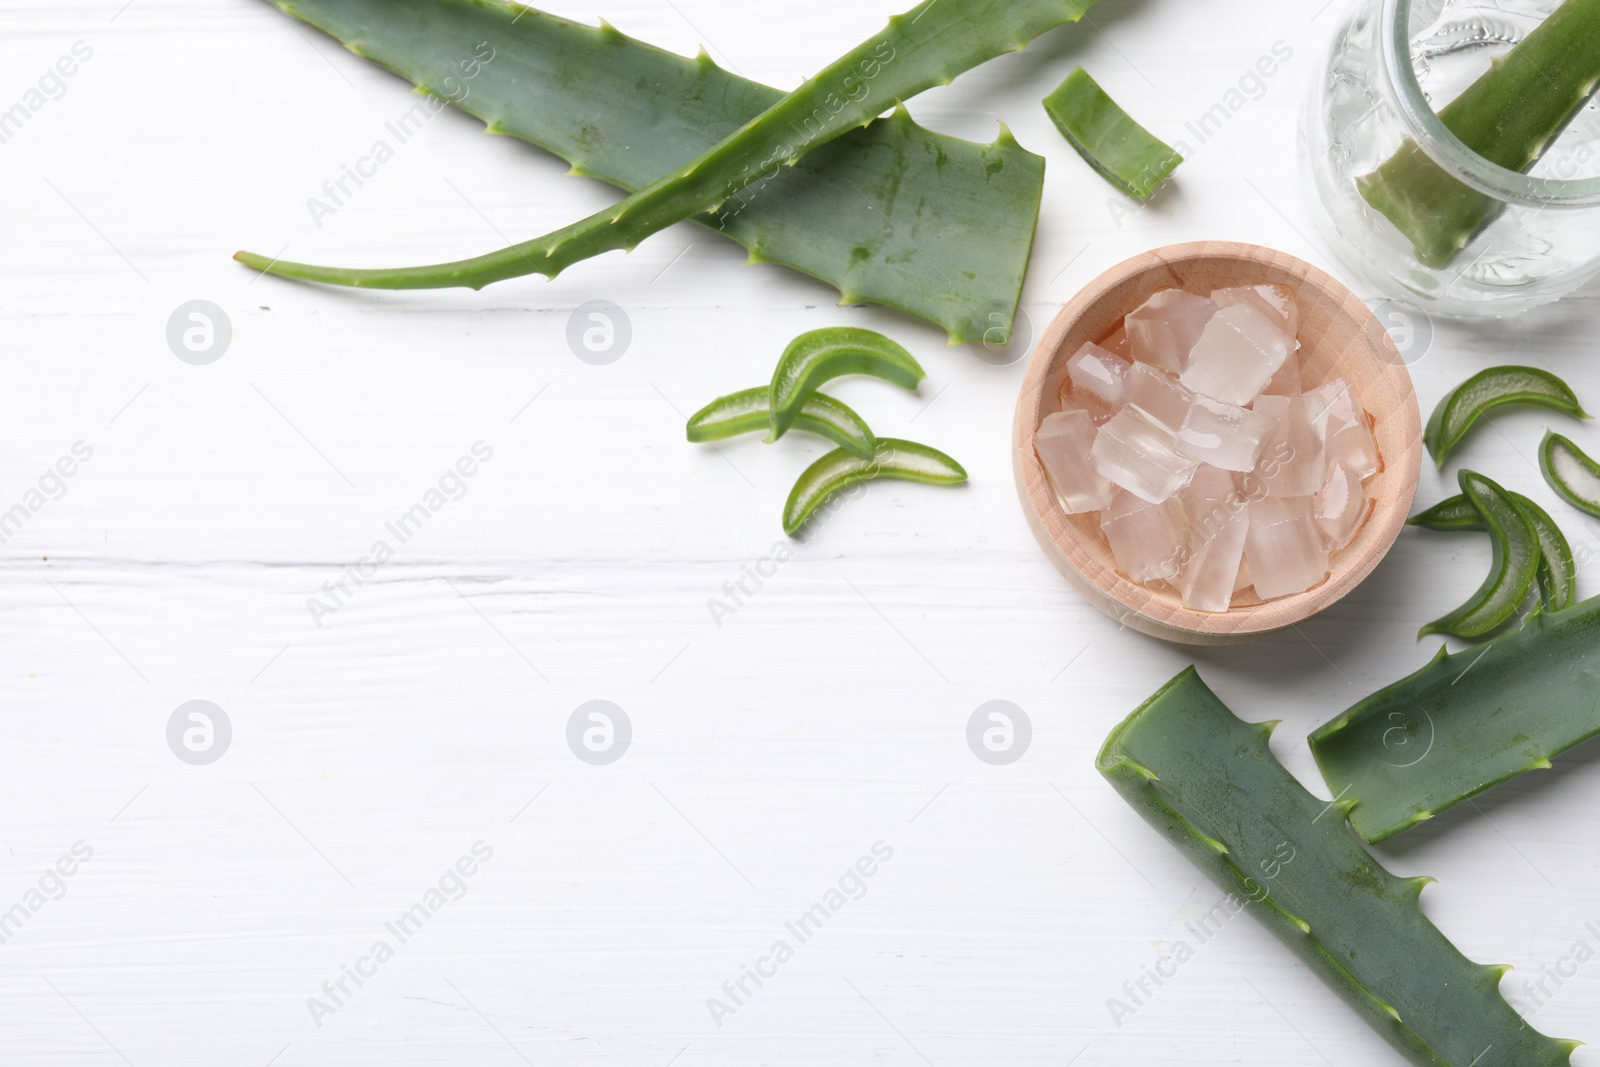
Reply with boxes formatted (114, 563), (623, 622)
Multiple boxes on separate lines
(1012, 240), (1422, 645)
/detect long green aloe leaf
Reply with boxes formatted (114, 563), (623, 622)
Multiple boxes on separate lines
(240, 0), (1093, 339)
(253, 0), (1047, 343)
(1311, 597), (1600, 844)
(1099, 668), (1579, 1067)
(1359, 0), (1600, 268)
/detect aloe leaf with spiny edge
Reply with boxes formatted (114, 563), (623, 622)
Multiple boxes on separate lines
(1311, 596), (1600, 844)
(239, 0), (1094, 342)
(1099, 668), (1580, 1066)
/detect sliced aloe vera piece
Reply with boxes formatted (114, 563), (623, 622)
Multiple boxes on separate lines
(1541, 430), (1600, 518)
(768, 328), (923, 440)
(1424, 366), (1588, 468)
(241, 0), (1095, 343)
(1358, 0), (1600, 269)
(1312, 595), (1600, 843)
(1100, 668), (1579, 1065)
(251, 0), (1048, 344)
(687, 387), (875, 459)
(1410, 491), (1576, 611)
(1418, 470), (1540, 639)
(782, 438), (964, 536)
(1042, 66), (1181, 199)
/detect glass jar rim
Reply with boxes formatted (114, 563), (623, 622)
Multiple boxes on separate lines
(1381, 0), (1600, 207)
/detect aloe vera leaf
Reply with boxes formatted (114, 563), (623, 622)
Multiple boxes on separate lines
(249, 0), (1047, 345)
(782, 438), (965, 536)
(767, 328), (923, 441)
(1312, 596), (1600, 845)
(1358, 0), (1600, 269)
(1423, 365), (1588, 469)
(1541, 430), (1600, 518)
(1042, 66), (1181, 199)
(1100, 668), (1581, 1065)
(1409, 491), (1576, 611)
(686, 387), (875, 459)
(1418, 470), (1540, 639)
(238, 0), (1096, 307)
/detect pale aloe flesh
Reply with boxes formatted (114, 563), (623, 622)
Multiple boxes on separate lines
(240, 0), (1096, 342)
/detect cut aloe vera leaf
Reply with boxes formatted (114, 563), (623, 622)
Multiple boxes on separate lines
(1100, 668), (1579, 1065)
(1418, 470), (1540, 639)
(1541, 430), (1600, 518)
(1042, 66), (1181, 199)
(1423, 366), (1587, 468)
(687, 387), (875, 459)
(1358, 0), (1600, 268)
(1312, 595), (1600, 844)
(240, 0), (1097, 339)
(1410, 491), (1576, 611)
(251, 0), (1048, 344)
(782, 438), (964, 536)
(767, 329), (924, 441)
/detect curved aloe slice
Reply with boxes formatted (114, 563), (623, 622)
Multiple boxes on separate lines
(1410, 490), (1576, 611)
(782, 438), (964, 536)
(238, 0), (1098, 323)
(1312, 596), (1600, 844)
(1541, 430), (1600, 518)
(1419, 470), (1540, 639)
(250, 0), (1047, 343)
(768, 329), (923, 440)
(1100, 668), (1579, 1066)
(1358, 0), (1600, 268)
(1423, 365), (1587, 468)
(1042, 66), (1181, 199)
(687, 387), (875, 459)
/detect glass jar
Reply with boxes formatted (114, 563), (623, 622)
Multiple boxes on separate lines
(1301, 0), (1600, 318)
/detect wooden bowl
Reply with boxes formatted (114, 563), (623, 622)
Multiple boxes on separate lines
(1013, 241), (1422, 644)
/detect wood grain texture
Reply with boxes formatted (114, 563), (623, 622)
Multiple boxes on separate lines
(1013, 241), (1422, 643)
(2, 0), (1600, 1064)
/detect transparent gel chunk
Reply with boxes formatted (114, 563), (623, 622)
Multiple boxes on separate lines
(1101, 490), (1188, 583)
(1210, 284), (1299, 340)
(1066, 342), (1128, 410)
(1180, 303), (1294, 405)
(1245, 496), (1330, 599)
(1252, 394), (1330, 497)
(1179, 503), (1249, 613)
(1123, 361), (1194, 434)
(1091, 407), (1199, 504)
(1035, 410), (1114, 513)
(1179, 465), (1244, 544)
(1310, 378), (1379, 479)
(1176, 394), (1280, 472)
(1125, 289), (1218, 372)
(1102, 325), (1133, 360)
(1315, 462), (1368, 550)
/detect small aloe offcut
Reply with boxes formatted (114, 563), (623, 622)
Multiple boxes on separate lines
(251, 0), (1050, 343)
(240, 0), (1099, 344)
(1101, 668), (1580, 1066)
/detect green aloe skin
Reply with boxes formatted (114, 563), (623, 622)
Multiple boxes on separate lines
(241, 0), (1098, 342)
(1042, 66), (1182, 199)
(1100, 668), (1579, 1066)
(1312, 596), (1600, 844)
(252, 0), (1051, 343)
(1359, 0), (1600, 268)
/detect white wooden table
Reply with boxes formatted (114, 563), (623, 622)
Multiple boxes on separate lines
(3, 0), (1599, 1063)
